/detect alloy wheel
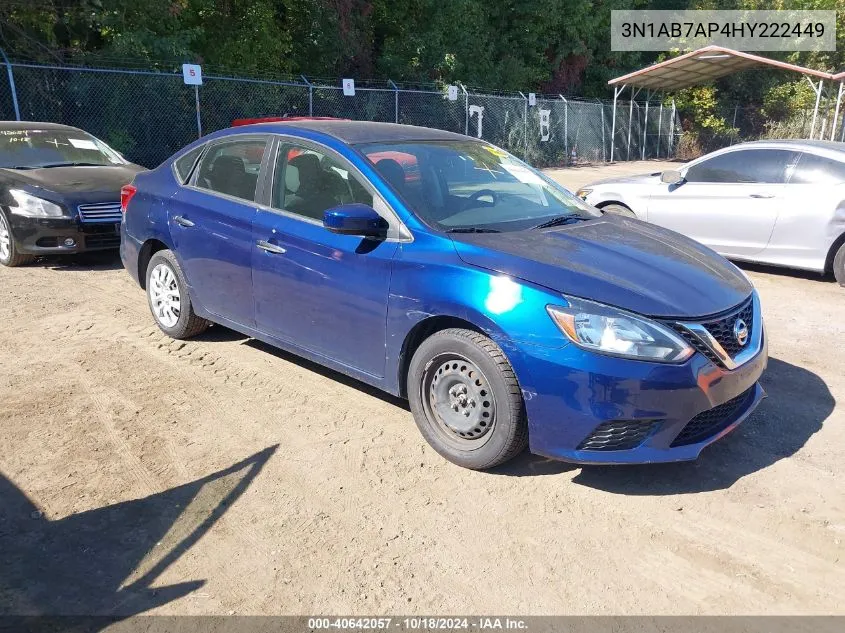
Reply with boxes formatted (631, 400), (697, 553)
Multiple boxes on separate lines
(149, 262), (181, 328)
(421, 353), (496, 449)
(0, 213), (10, 262)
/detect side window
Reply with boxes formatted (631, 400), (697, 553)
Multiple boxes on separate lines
(789, 153), (845, 184)
(173, 144), (205, 183)
(194, 138), (267, 202)
(272, 144), (373, 221)
(685, 150), (798, 184)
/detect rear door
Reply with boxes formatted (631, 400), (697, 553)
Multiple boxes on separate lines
(251, 138), (400, 378)
(169, 134), (270, 327)
(647, 148), (799, 257)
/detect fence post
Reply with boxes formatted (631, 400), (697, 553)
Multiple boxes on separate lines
(519, 92), (528, 159)
(194, 85), (202, 138)
(301, 75), (313, 116)
(389, 79), (399, 123)
(559, 95), (568, 159)
(0, 48), (21, 121)
(460, 84), (469, 135)
(598, 99), (606, 162)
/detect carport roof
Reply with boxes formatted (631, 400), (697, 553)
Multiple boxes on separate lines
(608, 45), (832, 91)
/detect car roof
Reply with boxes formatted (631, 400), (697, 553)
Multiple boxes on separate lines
(232, 120), (470, 145)
(728, 139), (845, 156)
(0, 120), (83, 132)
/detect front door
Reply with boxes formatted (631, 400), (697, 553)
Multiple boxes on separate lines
(251, 140), (399, 378)
(647, 148), (799, 258)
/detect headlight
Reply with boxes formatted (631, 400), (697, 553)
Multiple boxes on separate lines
(8, 189), (65, 217)
(547, 297), (694, 363)
(575, 188), (591, 200)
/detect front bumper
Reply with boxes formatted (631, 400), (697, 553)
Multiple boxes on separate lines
(511, 333), (768, 465)
(8, 213), (120, 255)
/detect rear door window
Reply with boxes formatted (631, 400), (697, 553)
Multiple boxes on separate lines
(788, 153), (845, 184)
(685, 149), (799, 184)
(174, 144), (205, 183)
(194, 138), (268, 202)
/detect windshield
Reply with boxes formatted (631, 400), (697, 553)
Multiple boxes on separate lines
(0, 129), (125, 169)
(358, 140), (599, 232)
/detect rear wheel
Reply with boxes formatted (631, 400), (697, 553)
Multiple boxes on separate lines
(833, 241), (845, 286)
(0, 209), (35, 267)
(600, 203), (636, 218)
(146, 250), (210, 339)
(408, 328), (528, 469)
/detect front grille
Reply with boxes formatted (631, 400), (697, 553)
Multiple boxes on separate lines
(670, 387), (754, 447)
(669, 296), (754, 367)
(78, 201), (122, 223)
(577, 419), (661, 451)
(85, 234), (120, 249)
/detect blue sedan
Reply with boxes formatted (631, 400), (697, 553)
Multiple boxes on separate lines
(120, 120), (767, 470)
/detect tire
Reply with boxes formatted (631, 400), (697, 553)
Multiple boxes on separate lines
(407, 328), (528, 469)
(0, 209), (35, 267)
(834, 241), (845, 286)
(145, 249), (210, 339)
(600, 203), (636, 218)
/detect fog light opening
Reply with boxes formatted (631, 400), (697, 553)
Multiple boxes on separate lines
(63, 237), (76, 247)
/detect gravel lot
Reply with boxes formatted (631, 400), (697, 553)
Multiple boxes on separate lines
(1, 160), (843, 616)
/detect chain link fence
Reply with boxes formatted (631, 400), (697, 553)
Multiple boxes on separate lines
(0, 62), (681, 168)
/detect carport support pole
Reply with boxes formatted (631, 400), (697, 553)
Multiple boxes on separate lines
(808, 77), (823, 139)
(610, 84), (624, 163)
(642, 91), (650, 160)
(0, 48), (20, 121)
(669, 99), (676, 158)
(656, 100), (663, 158)
(831, 81), (843, 141)
(194, 85), (202, 138)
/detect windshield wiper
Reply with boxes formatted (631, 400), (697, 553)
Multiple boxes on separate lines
(529, 215), (587, 230)
(36, 162), (105, 168)
(445, 227), (501, 234)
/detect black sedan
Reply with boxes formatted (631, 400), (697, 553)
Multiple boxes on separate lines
(0, 121), (144, 266)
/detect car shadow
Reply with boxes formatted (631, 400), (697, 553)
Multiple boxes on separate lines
(0, 445), (277, 619)
(27, 251), (124, 271)
(571, 357), (832, 495)
(244, 339), (410, 411)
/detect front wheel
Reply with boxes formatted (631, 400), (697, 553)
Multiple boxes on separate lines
(0, 209), (35, 267)
(146, 249), (210, 339)
(407, 328), (528, 469)
(833, 241), (845, 287)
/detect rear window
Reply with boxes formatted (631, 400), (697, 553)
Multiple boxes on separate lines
(174, 145), (205, 183)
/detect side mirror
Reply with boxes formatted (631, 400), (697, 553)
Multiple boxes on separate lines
(660, 169), (684, 185)
(323, 203), (388, 238)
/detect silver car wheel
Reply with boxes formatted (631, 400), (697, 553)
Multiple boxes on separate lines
(0, 212), (11, 262)
(148, 262), (181, 328)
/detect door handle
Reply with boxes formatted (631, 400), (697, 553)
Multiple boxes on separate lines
(173, 215), (195, 227)
(749, 193), (775, 199)
(256, 240), (286, 255)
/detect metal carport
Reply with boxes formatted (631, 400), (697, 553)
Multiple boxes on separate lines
(607, 45), (836, 161)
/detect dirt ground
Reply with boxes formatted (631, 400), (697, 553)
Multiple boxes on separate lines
(1, 160), (843, 616)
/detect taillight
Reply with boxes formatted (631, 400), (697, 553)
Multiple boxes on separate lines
(120, 184), (137, 213)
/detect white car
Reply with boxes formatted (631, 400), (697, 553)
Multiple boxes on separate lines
(577, 140), (845, 285)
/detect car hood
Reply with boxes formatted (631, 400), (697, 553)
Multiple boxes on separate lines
(450, 216), (752, 319)
(0, 164), (144, 195)
(585, 172), (662, 187)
